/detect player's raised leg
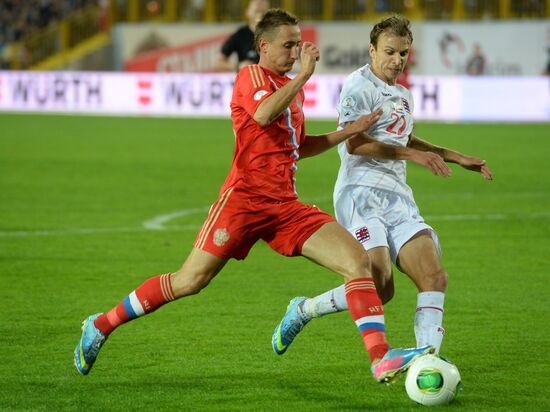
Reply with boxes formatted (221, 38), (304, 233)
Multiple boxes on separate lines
(397, 230), (447, 354)
(272, 296), (310, 355)
(299, 221), (433, 382)
(272, 246), (394, 355)
(74, 248), (226, 375)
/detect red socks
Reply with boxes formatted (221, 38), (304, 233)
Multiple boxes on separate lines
(91, 273), (389, 366)
(94, 274), (175, 336)
(345, 277), (389, 362)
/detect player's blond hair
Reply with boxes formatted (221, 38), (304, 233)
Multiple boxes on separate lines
(370, 15), (413, 48)
(254, 8), (299, 53)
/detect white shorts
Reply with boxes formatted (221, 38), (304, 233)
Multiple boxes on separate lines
(334, 186), (441, 264)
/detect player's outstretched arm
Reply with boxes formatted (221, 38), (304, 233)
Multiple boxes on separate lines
(345, 130), (451, 177)
(451, 154), (493, 180)
(299, 110), (382, 159)
(409, 135), (493, 180)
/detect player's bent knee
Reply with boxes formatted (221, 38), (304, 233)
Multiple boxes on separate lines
(435, 270), (448, 291)
(343, 251), (372, 281)
(422, 269), (448, 292)
(171, 271), (214, 298)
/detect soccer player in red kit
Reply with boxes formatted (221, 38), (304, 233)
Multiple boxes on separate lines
(74, 8), (433, 382)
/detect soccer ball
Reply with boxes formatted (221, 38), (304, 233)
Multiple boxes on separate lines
(405, 354), (462, 406)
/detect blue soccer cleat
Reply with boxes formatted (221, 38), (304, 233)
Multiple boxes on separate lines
(371, 345), (435, 383)
(272, 297), (309, 355)
(74, 313), (106, 375)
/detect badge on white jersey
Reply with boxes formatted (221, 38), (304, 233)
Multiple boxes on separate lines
(342, 96), (356, 108)
(341, 96), (357, 117)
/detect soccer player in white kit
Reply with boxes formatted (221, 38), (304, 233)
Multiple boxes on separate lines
(272, 15), (493, 359)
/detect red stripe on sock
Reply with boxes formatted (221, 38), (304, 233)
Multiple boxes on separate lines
(416, 306), (444, 313)
(160, 273), (175, 301)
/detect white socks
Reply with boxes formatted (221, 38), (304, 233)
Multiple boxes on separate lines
(301, 287), (445, 353)
(415, 291), (445, 353)
(301, 285), (348, 320)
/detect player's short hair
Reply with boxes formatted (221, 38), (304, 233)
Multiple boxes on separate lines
(370, 15), (413, 48)
(254, 8), (299, 52)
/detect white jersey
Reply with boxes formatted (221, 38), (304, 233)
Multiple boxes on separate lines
(334, 64), (415, 202)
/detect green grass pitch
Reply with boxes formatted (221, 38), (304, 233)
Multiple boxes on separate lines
(1, 114), (549, 411)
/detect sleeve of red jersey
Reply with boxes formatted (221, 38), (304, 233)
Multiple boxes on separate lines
(234, 65), (274, 118)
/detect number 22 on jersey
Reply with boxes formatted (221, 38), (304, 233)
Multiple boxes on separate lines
(386, 112), (407, 135)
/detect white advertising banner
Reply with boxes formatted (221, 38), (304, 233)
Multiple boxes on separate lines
(115, 21), (550, 75)
(0, 71), (548, 122)
(417, 21), (549, 76)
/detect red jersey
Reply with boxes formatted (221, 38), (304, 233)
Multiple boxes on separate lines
(222, 64), (306, 201)
(397, 47), (415, 89)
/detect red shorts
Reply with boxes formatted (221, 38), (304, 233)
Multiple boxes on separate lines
(194, 186), (335, 260)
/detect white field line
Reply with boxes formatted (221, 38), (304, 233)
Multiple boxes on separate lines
(0, 209), (549, 238)
(142, 207), (209, 230)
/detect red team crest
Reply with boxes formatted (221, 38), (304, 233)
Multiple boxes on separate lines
(355, 226), (370, 243)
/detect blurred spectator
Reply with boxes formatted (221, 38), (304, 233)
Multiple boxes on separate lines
(0, 0), (99, 68)
(512, 0), (544, 17)
(184, 0), (205, 20)
(0, 0), (97, 44)
(0, 33), (7, 69)
(215, 0), (269, 72)
(466, 43), (485, 75)
(375, 0), (391, 13)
